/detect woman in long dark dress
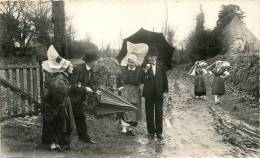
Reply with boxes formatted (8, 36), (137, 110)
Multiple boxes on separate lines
(194, 66), (207, 98)
(117, 54), (141, 136)
(211, 61), (230, 104)
(41, 45), (74, 151)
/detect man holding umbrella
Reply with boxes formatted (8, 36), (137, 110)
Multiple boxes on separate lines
(69, 52), (99, 144)
(141, 47), (168, 140)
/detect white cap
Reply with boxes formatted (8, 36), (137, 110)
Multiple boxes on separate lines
(127, 54), (138, 63)
(42, 45), (72, 73)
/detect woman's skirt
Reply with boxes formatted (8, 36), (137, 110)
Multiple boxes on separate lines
(42, 96), (74, 146)
(120, 84), (141, 125)
(211, 76), (225, 95)
(194, 75), (206, 96)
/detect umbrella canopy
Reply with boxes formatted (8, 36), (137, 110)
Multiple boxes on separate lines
(117, 28), (175, 69)
(92, 87), (137, 116)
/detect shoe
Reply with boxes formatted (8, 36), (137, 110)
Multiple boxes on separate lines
(157, 134), (163, 140)
(125, 130), (135, 136)
(79, 138), (96, 144)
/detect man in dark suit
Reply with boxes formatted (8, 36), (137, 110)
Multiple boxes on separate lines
(69, 53), (99, 144)
(141, 47), (168, 139)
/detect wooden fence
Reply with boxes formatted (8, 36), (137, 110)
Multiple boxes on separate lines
(0, 64), (44, 121)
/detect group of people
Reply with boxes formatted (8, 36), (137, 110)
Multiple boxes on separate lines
(41, 45), (169, 151)
(42, 45), (99, 151)
(117, 47), (168, 138)
(190, 60), (231, 104)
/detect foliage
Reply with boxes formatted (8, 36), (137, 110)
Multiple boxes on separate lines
(67, 40), (98, 59)
(98, 44), (118, 58)
(164, 26), (175, 46)
(0, 1), (53, 56)
(215, 4), (245, 32)
(227, 54), (259, 99)
(185, 6), (222, 62)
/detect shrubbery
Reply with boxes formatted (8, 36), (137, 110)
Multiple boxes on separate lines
(67, 40), (99, 59)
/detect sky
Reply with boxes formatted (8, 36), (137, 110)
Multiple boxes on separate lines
(65, 0), (260, 49)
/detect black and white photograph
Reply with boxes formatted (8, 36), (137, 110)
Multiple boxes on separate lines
(0, 0), (259, 157)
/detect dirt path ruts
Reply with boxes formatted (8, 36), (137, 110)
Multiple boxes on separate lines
(152, 70), (259, 158)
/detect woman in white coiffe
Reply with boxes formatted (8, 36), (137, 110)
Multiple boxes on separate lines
(41, 45), (75, 151)
(117, 54), (142, 136)
(208, 61), (231, 104)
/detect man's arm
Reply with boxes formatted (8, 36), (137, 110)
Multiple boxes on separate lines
(69, 65), (87, 95)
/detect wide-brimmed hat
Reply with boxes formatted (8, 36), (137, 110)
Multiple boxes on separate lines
(147, 47), (159, 56)
(82, 51), (99, 63)
(42, 45), (72, 73)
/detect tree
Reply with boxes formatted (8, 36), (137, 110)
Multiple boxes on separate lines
(185, 5), (222, 61)
(186, 5), (205, 61)
(166, 26), (175, 46)
(67, 40), (98, 59)
(215, 4), (245, 32)
(0, 0), (52, 55)
(66, 15), (76, 44)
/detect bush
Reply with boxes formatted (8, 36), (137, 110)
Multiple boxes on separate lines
(67, 40), (99, 59)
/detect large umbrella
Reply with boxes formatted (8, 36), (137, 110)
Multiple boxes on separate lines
(117, 28), (175, 69)
(90, 87), (137, 116)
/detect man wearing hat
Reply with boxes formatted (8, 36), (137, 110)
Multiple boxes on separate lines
(69, 52), (99, 144)
(141, 47), (168, 140)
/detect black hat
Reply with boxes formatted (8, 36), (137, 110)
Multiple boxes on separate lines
(82, 52), (99, 63)
(148, 47), (159, 56)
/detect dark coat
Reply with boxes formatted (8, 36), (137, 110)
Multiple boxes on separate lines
(117, 66), (142, 122)
(69, 63), (99, 104)
(117, 66), (142, 87)
(194, 68), (206, 96)
(211, 67), (225, 95)
(42, 72), (74, 146)
(141, 62), (168, 98)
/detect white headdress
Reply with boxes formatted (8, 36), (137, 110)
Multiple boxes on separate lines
(42, 45), (72, 73)
(120, 41), (148, 66)
(127, 54), (138, 63)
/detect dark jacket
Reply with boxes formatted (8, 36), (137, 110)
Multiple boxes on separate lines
(117, 66), (141, 87)
(69, 63), (99, 104)
(141, 62), (168, 98)
(42, 72), (74, 145)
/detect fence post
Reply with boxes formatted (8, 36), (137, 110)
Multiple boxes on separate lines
(19, 68), (25, 113)
(0, 86), (2, 119)
(12, 69), (18, 114)
(27, 68), (32, 112)
(32, 66), (38, 111)
(5, 69), (11, 115)
(39, 63), (44, 104)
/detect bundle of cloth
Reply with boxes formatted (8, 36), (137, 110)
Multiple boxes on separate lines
(188, 60), (208, 76)
(206, 60), (231, 78)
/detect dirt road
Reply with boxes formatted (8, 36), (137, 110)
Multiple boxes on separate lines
(134, 70), (259, 158)
(1, 69), (259, 158)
